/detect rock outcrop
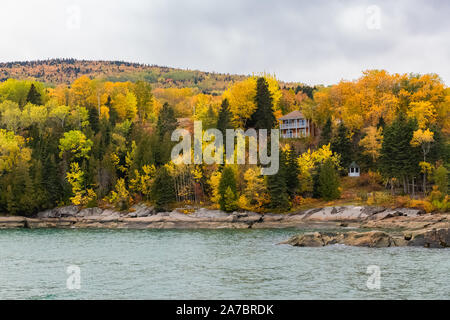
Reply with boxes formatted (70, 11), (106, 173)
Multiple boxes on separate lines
(280, 231), (401, 248)
(281, 228), (450, 248)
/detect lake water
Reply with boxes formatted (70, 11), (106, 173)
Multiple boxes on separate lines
(0, 228), (449, 299)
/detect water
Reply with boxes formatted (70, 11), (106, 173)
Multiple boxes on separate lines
(0, 228), (449, 299)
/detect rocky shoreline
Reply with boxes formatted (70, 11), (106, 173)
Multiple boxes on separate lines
(1, 204), (449, 248)
(0, 204), (448, 232)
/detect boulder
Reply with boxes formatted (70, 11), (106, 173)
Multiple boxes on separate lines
(408, 228), (450, 248)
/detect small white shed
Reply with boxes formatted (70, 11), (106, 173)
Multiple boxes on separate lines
(348, 161), (360, 177)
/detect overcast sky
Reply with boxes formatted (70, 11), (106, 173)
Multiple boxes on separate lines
(0, 0), (448, 85)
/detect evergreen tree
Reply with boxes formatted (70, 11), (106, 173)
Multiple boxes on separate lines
(318, 158), (340, 201)
(380, 113), (420, 194)
(106, 96), (118, 126)
(331, 122), (353, 169)
(217, 98), (233, 135)
(267, 150), (290, 210)
(152, 166), (175, 211)
(26, 83), (42, 105)
(377, 116), (385, 129)
(218, 166), (237, 211)
(157, 102), (177, 139)
(89, 107), (100, 133)
(42, 154), (62, 208)
(247, 77), (276, 130)
(223, 186), (238, 212)
(319, 117), (332, 146)
(285, 147), (299, 198)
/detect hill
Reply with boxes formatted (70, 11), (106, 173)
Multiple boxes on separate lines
(0, 58), (249, 94)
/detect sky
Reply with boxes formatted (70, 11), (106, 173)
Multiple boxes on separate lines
(0, 0), (448, 85)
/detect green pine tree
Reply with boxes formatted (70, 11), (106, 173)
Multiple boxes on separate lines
(285, 147), (299, 198)
(217, 98), (233, 135)
(380, 112), (420, 194)
(218, 166), (237, 211)
(157, 102), (177, 140)
(331, 122), (353, 169)
(318, 158), (340, 201)
(89, 107), (100, 133)
(267, 150), (290, 210)
(248, 77), (276, 130)
(26, 83), (42, 105)
(152, 166), (175, 211)
(223, 186), (238, 212)
(319, 117), (332, 147)
(106, 96), (118, 126)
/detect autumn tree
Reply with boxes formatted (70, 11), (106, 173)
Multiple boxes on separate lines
(410, 128), (435, 193)
(359, 126), (383, 162)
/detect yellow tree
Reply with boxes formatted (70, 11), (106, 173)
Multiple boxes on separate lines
(359, 126), (383, 162)
(0, 129), (31, 172)
(407, 101), (437, 129)
(410, 128), (434, 193)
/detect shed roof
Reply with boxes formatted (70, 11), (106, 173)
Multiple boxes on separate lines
(349, 161), (360, 168)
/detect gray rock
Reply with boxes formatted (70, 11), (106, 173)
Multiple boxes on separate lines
(37, 209), (57, 218)
(361, 206), (386, 216)
(191, 208), (228, 219)
(56, 205), (79, 217)
(101, 209), (119, 217)
(396, 208), (425, 217)
(78, 207), (103, 217)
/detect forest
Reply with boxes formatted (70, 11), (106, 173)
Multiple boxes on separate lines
(0, 68), (448, 216)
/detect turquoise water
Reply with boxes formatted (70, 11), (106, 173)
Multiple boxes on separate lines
(0, 228), (449, 299)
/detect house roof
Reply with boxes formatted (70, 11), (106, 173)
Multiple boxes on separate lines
(278, 110), (305, 120)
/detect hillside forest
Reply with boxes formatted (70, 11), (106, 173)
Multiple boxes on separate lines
(0, 67), (448, 215)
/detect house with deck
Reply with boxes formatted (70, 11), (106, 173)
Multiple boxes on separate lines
(278, 110), (315, 138)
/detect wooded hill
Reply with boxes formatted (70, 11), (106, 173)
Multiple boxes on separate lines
(0, 59), (250, 95)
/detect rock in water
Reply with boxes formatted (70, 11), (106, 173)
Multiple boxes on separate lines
(281, 231), (398, 248)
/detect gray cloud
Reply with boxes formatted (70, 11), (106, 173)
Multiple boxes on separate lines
(0, 0), (448, 85)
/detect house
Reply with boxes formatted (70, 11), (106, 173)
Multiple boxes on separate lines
(348, 161), (360, 177)
(278, 110), (314, 138)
